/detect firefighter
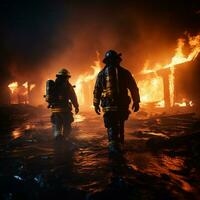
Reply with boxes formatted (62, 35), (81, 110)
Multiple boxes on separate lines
(93, 50), (140, 152)
(45, 68), (79, 140)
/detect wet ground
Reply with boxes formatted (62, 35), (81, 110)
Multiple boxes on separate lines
(0, 107), (200, 200)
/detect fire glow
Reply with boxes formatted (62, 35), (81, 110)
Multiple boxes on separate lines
(139, 33), (200, 108)
(75, 52), (101, 106)
(8, 82), (36, 104)
(74, 33), (199, 109)
(68, 33), (200, 109)
(8, 82), (18, 94)
(7, 34), (199, 109)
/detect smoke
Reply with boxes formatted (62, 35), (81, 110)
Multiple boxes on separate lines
(0, 0), (199, 104)
(42, 0), (200, 73)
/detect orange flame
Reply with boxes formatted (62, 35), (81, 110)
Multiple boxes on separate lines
(22, 81), (28, 89)
(8, 82), (18, 94)
(22, 82), (36, 91)
(139, 33), (200, 107)
(142, 34), (200, 74)
(30, 84), (36, 91)
(8, 81), (36, 104)
(138, 75), (164, 104)
(174, 98), (194, 107)
(75, 52), (101, 106)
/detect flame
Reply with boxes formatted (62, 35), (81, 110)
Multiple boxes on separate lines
(140, 33), (200, 107)
(169, 66), (175, 107)
(155, 100), (165, 108)
(8, 81), (36, 104)
(142, 34), (200, 74)
(22, 82), (35, 91)
(75, 52), (101, 106)
(23, 81), (28, 88)
(22, 82), (36, 91)
(174, 98), (194, 107)
(138, 75), (164, 104)
(8, 82), (18, 94)
(30, 84), (36, 91)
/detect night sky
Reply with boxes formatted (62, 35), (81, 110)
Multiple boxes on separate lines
(0, 0), (200, 103)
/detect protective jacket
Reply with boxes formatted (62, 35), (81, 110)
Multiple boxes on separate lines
(93, 65), (140, 115)
(51, 78), (79, 113)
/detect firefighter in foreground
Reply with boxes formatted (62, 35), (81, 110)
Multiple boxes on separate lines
(45, 69), (79, 140)
(93, 50), (140, 152)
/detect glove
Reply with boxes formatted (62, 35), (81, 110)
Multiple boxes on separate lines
(132, 102), (140, 112)
(75, 107), (79, 114)
(95, 106), (101, 115)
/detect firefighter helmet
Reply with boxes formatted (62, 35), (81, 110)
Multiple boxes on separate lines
(103, 50), (122, 64)
(56, 68), (71, 77)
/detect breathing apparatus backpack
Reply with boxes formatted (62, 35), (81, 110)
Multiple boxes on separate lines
(44, 80), (56, 108)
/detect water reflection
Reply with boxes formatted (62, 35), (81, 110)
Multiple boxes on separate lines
(74, 114), (86, 123)
(25, 124), (36, 130)
(161, 155), (184, 171)
(11, 129), (22, 139)
(2, 111), (198, 198)
(11, 123), (36, 140)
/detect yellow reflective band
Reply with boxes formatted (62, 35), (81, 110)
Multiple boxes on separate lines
(102, 106), (118, 112)
(102, 89), (113, 97)
(51, 108), (66, 113)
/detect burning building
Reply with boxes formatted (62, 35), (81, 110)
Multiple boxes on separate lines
(8, 81), (36, 104)
(137, 33), (200, 109)
(71, 33), (200, 111)
(174, 54), (200, 106)
(4, 32), (200, 111)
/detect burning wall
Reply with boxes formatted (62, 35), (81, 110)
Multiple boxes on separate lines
(138, 33), (200, 108)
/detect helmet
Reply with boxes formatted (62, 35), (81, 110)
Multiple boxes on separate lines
(56, 68), (71, 77)
(103, 50), (122, 64)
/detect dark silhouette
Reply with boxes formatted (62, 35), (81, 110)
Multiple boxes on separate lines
(93, 50), (140, 153)
(45, 68), (79, 140)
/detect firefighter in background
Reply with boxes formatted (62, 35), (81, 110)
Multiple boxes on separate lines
(93, 50), (140, 152)
(45, 68), (79, 140)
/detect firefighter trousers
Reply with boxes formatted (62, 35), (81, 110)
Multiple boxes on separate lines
(51, 112), (73, 138)
(103, 111), (126, 144)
